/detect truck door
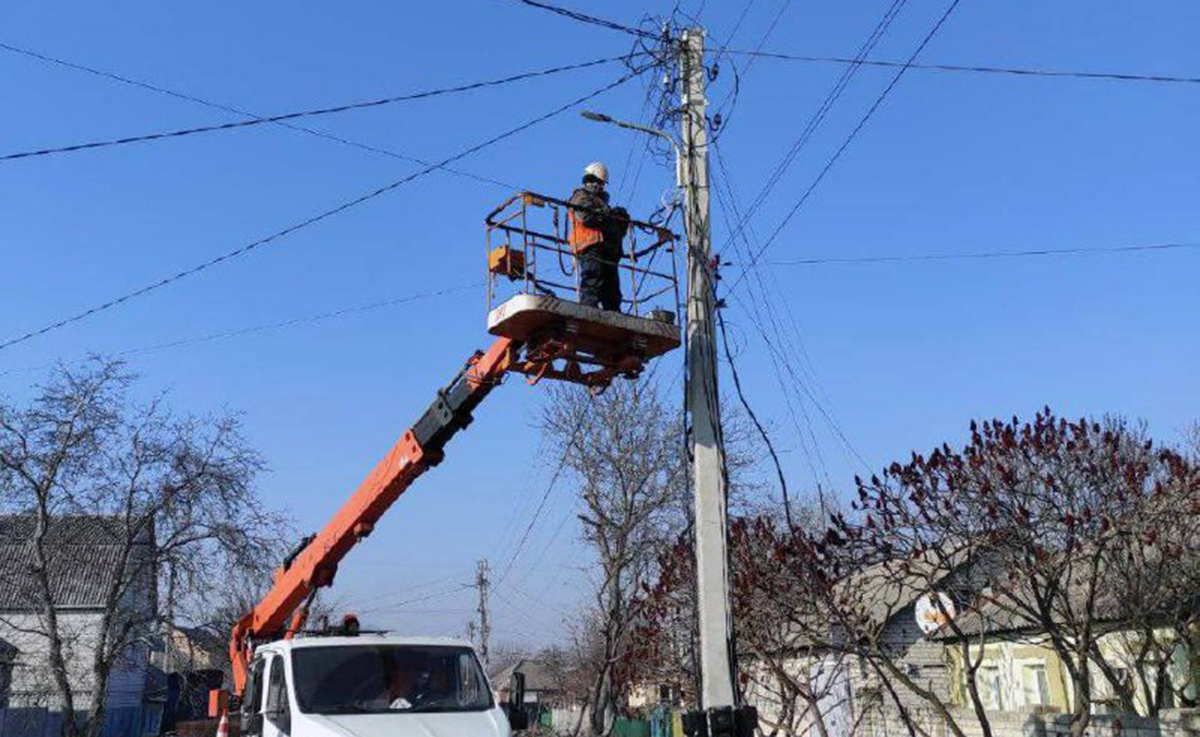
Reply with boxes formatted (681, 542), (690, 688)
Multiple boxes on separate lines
(239, 657), (267, 737)
(263, 653), (293, 737)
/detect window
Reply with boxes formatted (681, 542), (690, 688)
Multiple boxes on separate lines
(241, 658), (266, 736)
(266, 657), (291, 735)
(978, 665), (1005, 711)
(1022, 663), (1050, 707)
(291, 645), (493, 715)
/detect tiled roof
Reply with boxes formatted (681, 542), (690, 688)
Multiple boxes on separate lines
(0, 515), (150, 610)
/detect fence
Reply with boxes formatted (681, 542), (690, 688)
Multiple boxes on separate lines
(0, 707), (145, 737)
(544, 705), (684, 737)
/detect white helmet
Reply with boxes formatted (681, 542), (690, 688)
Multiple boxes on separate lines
(584, 161), (609, 183)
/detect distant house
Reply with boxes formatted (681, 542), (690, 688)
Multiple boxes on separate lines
(0, 515), (161, 737)
(492, 658), (566, 707)
(149, 626), (227, 728)
(932, 589), (1199, 723)
(742, 549), (991, 737)
(155, 626), (225, 675)
(741, 548), (1200, 737)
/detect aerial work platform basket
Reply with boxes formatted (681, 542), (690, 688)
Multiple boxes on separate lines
(485, 192), (682, 388)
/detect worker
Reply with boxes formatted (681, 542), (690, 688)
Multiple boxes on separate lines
(570, 161), (630, 311)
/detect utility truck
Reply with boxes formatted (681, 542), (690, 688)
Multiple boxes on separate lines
(208, 193), (680, 737)
(235, 634), (514, 737)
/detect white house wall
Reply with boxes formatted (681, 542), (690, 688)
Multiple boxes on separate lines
(0, 611), (147, 711)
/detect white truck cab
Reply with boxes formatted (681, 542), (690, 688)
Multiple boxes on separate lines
(237, 634), (523, 737)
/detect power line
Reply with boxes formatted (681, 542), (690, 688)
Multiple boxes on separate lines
(493, 408), (589, 588)
(0, 283), (478, 378)
(716, 309), (793, 530)
(728, 0), (964, 292)
(356, 584), (473, 615)
(710, 142), (839, 491)
(759, 241), (1200, 266)
(715, 0), (761, 61)
(351, 570), (473, 608)
(0, 54), (635, 163)
(0, 66), (647, 353)
(506, 0), (659, 39)
(721, 49), (1200, 86)
(724, 0), (911, 245)
(0, 39), (517, 190)
(707, 0), (794, 143)
(732, 0), (792, 73)
(120, 283), (481, 355)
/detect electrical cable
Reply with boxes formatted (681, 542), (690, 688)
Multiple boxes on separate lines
(707, 0), (794, 143)
(717, 0), (761, 61)
(493, 588), (561, 633)
(726, 0), (911, 243)
(0, 66), (648, 353)
(709, 0), (784, 103)
(0, 283), (478, 379)
(351, 570), (473, 607)
(502, 357), (679, 598)
(721, 48), (1200, 86)
(0, 54), (636, 163)
(710, 143), (837, 491)
(505, 0), (658, 39)
(714, 135), (871, 483)
(493, 408), (589, 588)
(124, 283), (482, 356)
(357, 584), (474, 615)
(726, 0), (792, 78)
(716, 309), (793, 531)
(759, 241), (1200, 266)
(0, 39), (518, 190)
(727, 0), (964, 293)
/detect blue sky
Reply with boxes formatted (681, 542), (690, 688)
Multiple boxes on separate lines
(1, 0), (1197, 648)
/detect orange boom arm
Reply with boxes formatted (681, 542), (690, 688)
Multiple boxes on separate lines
(226, 337), (518, 696)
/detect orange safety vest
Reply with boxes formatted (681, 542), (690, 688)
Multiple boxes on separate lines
(569, 208), (604, 255)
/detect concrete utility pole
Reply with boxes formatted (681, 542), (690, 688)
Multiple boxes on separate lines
(580, 30), (752, 733)
(476, 559), (491, 667)
(679, 27), (743, 729)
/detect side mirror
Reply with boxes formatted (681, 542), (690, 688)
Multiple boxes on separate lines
(505, 672), (529, 731)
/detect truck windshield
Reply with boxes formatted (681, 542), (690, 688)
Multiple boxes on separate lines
(291, 645), (493, 715)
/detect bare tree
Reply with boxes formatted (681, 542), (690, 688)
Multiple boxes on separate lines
(0, 359), (286, 737)
(541, 380), (688, 736)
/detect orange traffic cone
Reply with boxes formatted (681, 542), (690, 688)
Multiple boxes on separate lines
(216, 711), (229, 737)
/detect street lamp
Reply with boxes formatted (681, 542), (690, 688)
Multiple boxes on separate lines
(580, 110), (682, 188)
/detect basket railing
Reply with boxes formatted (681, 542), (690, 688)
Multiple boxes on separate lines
(485, 191), (680, 319)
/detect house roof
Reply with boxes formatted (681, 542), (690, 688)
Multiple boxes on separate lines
(492, 658), (563, 692)
(929, 540), (1185, 640)
(931, 578), (1132, 640)
(763, 544), (979, 653)
(0, 515), (151, 610)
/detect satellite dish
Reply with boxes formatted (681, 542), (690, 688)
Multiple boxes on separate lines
(915, 592), (956, 635)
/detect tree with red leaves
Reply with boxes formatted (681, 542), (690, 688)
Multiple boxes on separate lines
(632, 409), (1200, 737)
(838, 410), (1200, 737)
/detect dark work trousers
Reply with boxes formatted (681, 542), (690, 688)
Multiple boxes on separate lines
(578, 245), (622, 311)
